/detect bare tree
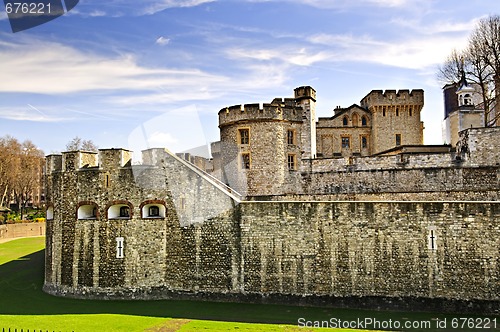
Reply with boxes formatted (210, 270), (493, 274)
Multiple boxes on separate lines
(438, 15), (500, 127)
(66, 136), (98, 152)
(0, 136), (21, 207)
(469, 15), (500, 126)
(13, 140), (44, 220)
(437, 49), (465, 85)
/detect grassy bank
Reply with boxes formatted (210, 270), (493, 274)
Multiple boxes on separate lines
(0, 237), (496, 331)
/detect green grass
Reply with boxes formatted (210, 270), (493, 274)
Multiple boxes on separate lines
(0, 236), (44, 264)
(0, 237), (497, 331)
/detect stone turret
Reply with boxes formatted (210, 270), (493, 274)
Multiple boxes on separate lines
(217, 89), (309, 196)
(360, 89), (424, 154)
(294, 86), (317, 159)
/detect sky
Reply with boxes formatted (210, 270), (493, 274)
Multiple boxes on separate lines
(0, 0), (499, 157)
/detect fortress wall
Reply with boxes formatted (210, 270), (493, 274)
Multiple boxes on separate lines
(301, 166), (500, 195)
(44, 148), (241, 298)
(239, 201), (500, 304)
(459, 127), (500, 167)
(308, 151), (454, 173)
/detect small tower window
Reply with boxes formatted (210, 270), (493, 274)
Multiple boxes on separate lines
(396, 108), (399, 116)
(116, 237), (124, 259)
(238, 128), (249, 145)
(395, 134), (402, 146)
(464, 94), (472, 105)
(119, 206), (130, 218)
(361, 136), (368, 149)
(78, 204), (98, 220)
(149, 206), (159, 217)
(240, 153), (251, 169)
(409, 107), (413, 116)
(342, 116), (348, 126)
(287, 154), (296, 171)
(383, 106), (386, 117)
(287, 130), (295, 145)
(361, 116), (367, 126)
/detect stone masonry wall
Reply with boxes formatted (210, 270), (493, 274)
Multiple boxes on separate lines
(239, 201), (500, 305)
(44, 148), (241, 298)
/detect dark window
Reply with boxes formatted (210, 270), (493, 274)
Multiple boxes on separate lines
(343, 117), (348, 126)
(287, 154), (296, 170)
(383, 107), (386, 117)
(239, 129), (249, 145)
(287, 130), (295, 145)
(341, 137), (350, 149)
(361, 136), (368, 149)
(149, 206), (159, 217)
(396, 134), (401, 146)
(119, 206), (130, 218)
(361, 116), (367, 126)
(241, 153), (251, 169)
(409, 107), (413, 116)
(396, 108), (399, 116)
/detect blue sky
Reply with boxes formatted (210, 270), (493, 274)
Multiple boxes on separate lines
(0, 0), (499, 156)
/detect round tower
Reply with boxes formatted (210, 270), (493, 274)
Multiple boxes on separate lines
(218, 101), (303, 196)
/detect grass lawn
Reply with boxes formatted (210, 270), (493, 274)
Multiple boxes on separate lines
(0, 237), (497, 331)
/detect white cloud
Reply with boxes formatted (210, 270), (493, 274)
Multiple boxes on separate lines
(89, 10), (107, 17)
(0, 40), (227, 94)
(0, 107), (74, 122)
(246, 0), (417, 9)
(155, 36), (171, 45)
(391, 16), (483, 34)
(226, 47), (330, 67)
(142, 0), (216, 15)
(308, 33), (469, 70)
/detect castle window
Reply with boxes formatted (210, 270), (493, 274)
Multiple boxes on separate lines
(238, 128), (249, 145)
(149, 206), (159, 217)
(341, 136), (350, 149)
(428, 227), (437, 250)
(240, 153), (251, 169)
(395, 134), (402, 146)
(119, 206), (130, 218)
(46, 206), (54, 220)
(116, 237), (124, 258)
(464, 94), (472, 105)
(141, 203), (166, 218)
(107, 202), (132, 219)
(342, 116), (348, 126)
(361, 116), (367, 126)
(287, 154), (296, 171)
(361, 136), (368, 149)
(383, 107), (386, 117)
(409, 107), (413, 116)
(287, 130), (295, 145)
(396, 108), (399, 116)
(77, 204), (98, 220)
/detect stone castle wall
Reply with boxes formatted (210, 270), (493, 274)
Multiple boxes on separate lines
(44, 133), (500, 312)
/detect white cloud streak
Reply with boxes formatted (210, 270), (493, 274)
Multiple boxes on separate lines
(141, 0), (216, 15)
(0, 40), (227, 94)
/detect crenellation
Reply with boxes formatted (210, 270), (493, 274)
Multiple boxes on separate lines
(46, 154), (63, 173)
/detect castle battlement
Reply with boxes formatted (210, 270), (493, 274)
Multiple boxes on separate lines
(360, 89), (424, 108)
(218, 102), (303, 127)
